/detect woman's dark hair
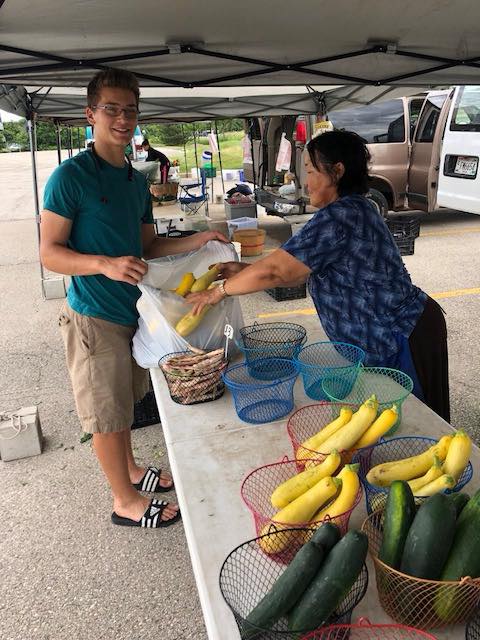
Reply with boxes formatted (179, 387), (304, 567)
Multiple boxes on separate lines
(306, 130), (371, 196)
(142, 139), (150, 147)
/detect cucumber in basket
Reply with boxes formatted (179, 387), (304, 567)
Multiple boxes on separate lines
(288, 529), (368, 633)
(379, 480), (416, 570)
(242, 523), (340, 638)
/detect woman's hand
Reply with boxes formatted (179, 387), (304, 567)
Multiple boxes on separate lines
(186, 285), (224, 315)
(210, 261), (249, 279)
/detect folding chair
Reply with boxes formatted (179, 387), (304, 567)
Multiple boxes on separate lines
(178, 169), (209, 215)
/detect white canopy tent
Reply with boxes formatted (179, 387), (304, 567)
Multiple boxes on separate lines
(1, 0), (479, 295)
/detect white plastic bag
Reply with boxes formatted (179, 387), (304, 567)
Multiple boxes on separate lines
(132, 241), (244, 368)
(275, 133), (292, 172)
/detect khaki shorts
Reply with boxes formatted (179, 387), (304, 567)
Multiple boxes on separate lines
(58, 302), (150, 434)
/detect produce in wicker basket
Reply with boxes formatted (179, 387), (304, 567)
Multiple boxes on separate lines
(160, 348), (226, 405)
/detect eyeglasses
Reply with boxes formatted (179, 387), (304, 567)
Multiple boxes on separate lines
(93, 104), (140, 119)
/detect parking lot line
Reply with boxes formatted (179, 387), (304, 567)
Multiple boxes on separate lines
(257, 287), (480, 319)
(421, 226), (480, 237)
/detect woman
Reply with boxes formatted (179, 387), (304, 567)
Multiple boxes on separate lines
(187, 130), (450, 422)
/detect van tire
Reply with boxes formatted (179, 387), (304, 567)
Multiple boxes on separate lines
(367, 189), (390, 219)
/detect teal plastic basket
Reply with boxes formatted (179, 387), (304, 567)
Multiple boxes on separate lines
(321, 367), (413, 436)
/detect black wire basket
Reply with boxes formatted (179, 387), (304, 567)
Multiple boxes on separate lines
(219, 528), (369, 639)
(466, 608), (480, 639)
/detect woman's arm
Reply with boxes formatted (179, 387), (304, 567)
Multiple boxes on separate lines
(186, 248), (311, 314)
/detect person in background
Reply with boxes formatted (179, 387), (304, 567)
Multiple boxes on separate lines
(40, 68), (228, 529)
(186, 130), (450, 423)
(141, 138), (170, 183)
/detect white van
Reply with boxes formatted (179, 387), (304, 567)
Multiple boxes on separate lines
(437, 86), (480, 214)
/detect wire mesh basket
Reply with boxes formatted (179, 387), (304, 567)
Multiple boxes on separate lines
(362, 509), (480, 628)
(223, 359), (299, 424)
(466, 608), (480, 639)
(159, 350), (227, 405)
(287, 402), (364, 469)
(302, 617), (439, 639)
(219, 529), (369, 639)
(237, 322), (307, 378)
(322, 367), (413, 436)
(353, 436), (473, 514)
(240, 459), (362, 560)
(295, 342), (365, 401)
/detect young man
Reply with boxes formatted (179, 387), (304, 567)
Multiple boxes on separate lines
(141, 139), (170, 182)
(40, 69), (227, 528)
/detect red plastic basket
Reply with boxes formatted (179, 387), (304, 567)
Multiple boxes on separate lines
(240, 458), (362, 560)
(287, 402), (367, 469)
(301, 617), (438, 639)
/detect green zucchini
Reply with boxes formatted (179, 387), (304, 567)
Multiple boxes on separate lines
(379, 480), (416, 569)
(243, 534), (324, 638)
(446, 492), (470, 517)
(434, 491), (480, 620)
(400, 493), (456, 580)
(310, 521), (341, 551)
(287, 530), (368, 633)
(456, 487), (480, 527)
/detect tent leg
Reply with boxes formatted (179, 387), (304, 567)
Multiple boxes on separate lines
(28, 116), (66, 300)
(248, 121), (259, 218)
(55, 121), (62, 165)
(193, 124), (199, 180)
(77, 127), (81, 153)
(215, 121), (225, 197)
(181, 124), (188, 176)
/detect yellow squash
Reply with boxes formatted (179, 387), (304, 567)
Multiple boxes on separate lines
(412, 474), (455, 497)
(296, 407), (353, 462)
(442, 430), (471, 480)
(258, 476), (341, 553)
(312, 463), (360, 521)
(174, 272), (195, 296)
(190, 264), (220, 293)
(407, 456), (443, 493)
(366, 434), (453, 487)
(352, 404), (398, 449)
(175, 283), (216, 337)
(317, 395), (378, 454)
(270, 451), (341, 509)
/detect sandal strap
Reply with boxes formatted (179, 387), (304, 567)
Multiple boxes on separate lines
(139, 466), (160, 492)
(141, 499), (168, 528)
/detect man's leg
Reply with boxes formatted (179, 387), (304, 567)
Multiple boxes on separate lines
(123, 428), (173, 489)
(93, 430), (178, 522)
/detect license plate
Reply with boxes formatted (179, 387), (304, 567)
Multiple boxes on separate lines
(454, 156), (478, 176)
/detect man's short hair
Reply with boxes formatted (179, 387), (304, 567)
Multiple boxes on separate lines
(87, 69), (140, 107)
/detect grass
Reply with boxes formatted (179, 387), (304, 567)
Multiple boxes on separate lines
(148, 130), (244, 172)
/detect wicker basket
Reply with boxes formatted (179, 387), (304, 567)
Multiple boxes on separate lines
(362, 510), (480, 628)
(149, 182), (179, 198)
(159, 350), (227, 405)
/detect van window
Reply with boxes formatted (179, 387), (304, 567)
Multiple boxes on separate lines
(450, 86), (480, 132)
(414, 94), (447, 143)
(409, 98), (425, 137)
(328, 99), (405, 143)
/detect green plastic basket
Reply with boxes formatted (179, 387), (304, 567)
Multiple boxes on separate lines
(321, 367), (413, 436)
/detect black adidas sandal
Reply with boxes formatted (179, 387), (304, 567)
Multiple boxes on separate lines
(111, 498), (181, 528)
(133, 466), (174, 493)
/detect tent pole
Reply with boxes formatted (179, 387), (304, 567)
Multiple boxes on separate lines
(77, 127), (81, 153)
(209, 122), (214, 203)
(248, 120), (259, 218)
(193, 123), (199, 180)
(215, 121), (225, 197)
(181, 124), (188, 177)
(27, 115), (46, 290)
(55, 121), (62, 165)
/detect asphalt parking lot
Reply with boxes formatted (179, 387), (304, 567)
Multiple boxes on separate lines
(0, 150), (479, 640)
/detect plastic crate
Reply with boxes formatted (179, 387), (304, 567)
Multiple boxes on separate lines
(266, 284), (307, 301)
(224, 200), (257, 220)
(386, 217), (420, 239)
(394, 236), (416, 256)
(132, 390), (160, 430)
(204, 167), (217, 178)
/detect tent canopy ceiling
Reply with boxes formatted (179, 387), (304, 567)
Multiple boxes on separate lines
(0, 0), (478, 122)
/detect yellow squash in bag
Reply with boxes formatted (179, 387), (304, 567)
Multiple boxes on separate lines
(190, 264), (220, 293)
(175, 284), (216, 337)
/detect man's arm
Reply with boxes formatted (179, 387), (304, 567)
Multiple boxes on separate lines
(40, 210), (147, 285)
(141, 224), (228, 260)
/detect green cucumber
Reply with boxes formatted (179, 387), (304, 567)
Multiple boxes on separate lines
(243, 534), (324, 638)
(434, 490), (480, 620)
(400, 493), (456, 580)
(379, 480), (416, 569)
(446, 492), (470, 517)
(310, 521), (341, 551)
(287, 530), (368, 633)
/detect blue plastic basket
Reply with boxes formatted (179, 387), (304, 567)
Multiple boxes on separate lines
(295, 341), (365, 401)
(352, 435), (473, 514)
(322, 366), (414, 436)
(222, 358), (299, 424)
(237, 322), (306, 378)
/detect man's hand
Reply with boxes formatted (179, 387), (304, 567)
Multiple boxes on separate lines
(195, 230), (229, 246)
(185, 285), (224, 315)
(100, 256), (148, 285)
